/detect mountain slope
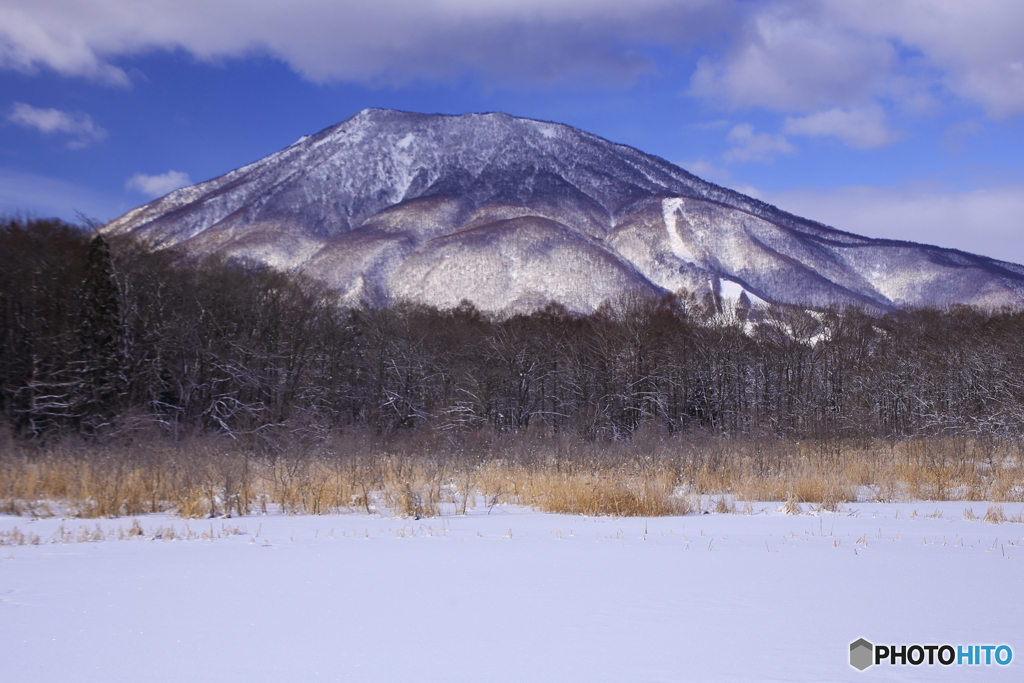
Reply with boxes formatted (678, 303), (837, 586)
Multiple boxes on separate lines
(103, 108), (1024, 312)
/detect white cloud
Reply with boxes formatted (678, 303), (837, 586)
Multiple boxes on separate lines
(2, 1), (1022, 123)
(782, 106), (900, 149)
(125, 170), (191, 198)
(690, 9), (895, 112)
(831, 1), (1024, 119)
(722, 123), (795, 163)
(689, 0), (1024, 118)
(0, 0), (730, 87)
(7, 102), (107, 148)
(765, 183), (1024, 265)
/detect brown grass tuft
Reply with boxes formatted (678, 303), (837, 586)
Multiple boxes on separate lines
(778, 498), (803, 515)
(984, 505), (1006, 524)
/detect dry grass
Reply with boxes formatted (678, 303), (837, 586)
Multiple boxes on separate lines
(514, 467), (691, 517)
(0, 519), (251, 547)
(0, 429), (1022, 519)
(984, 505), (1006, 524)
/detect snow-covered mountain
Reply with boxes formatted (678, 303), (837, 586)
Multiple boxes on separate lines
(104, 108), (1024, 312)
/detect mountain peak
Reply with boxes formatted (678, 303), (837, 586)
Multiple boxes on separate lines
(103, 109), (1024, 313)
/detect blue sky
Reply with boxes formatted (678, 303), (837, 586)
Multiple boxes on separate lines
(2, 0), (1024, 263)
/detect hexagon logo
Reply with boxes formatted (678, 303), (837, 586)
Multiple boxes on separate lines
(850, 638), (874, 671)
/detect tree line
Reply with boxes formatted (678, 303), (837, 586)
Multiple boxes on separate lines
(3, 217), (1024, 445)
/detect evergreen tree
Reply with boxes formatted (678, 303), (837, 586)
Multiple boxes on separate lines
(76, 234), (124, 430)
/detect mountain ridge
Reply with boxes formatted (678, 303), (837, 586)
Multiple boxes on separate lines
(103, 108), (1024, 312)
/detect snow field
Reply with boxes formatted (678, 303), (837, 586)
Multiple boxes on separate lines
(1, 502), (1021, 682)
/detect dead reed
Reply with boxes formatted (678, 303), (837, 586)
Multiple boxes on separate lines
(1, 428), (1021, 519)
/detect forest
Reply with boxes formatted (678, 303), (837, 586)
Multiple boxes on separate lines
(4, 216), (1023, 445)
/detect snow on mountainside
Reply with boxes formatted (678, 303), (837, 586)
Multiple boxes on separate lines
(103, 108), (1024, 312)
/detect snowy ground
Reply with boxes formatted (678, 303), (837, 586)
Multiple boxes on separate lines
(1, 501), (1021, 682)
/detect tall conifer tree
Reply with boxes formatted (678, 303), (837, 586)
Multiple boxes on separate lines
(76, 234), (124, 429)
